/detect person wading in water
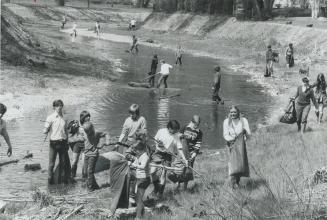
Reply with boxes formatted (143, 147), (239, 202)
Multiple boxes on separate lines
(212, 66), (222, 104)
(148, 54), (158, 87)
(175, 45), (183, 66)
(130, 35), (139, 53)
(0, 103), (13, 157)
(43, 100), (70, 185)
(312, 73), (327, 124)
(157, 60), (173, 89)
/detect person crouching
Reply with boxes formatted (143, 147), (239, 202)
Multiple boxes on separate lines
(129, 140), (150, 220)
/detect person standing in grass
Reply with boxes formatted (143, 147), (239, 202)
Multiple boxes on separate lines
(43, 100), (69, 185)
(179, 115), (203, 190)
(130, 35), (139, 53)
(148, 54), (158, 87)
(266, 45), (274, 76)
(312, 73), (327, 124)
(285, 43), (294, 68)
(291, 77), (318, 133)
(223, 106), (251, 189)
(0, 103), (13, 157)
(129, 140), (150, 220)
(157, 60), (173, 89)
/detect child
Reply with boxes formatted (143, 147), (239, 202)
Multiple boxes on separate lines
(81, 121), (109, 191)
(129, 140), (150, 220)
(95, 21), (100, 36)
(0, 103), (13, 157)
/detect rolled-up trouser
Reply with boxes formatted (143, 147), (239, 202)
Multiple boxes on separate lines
(157, 75), (169, 88)
(136, 177), (151, 219)
(266, 60), (273, 75)
(48, 140), (68, 181)
(295, 103), (311, 125)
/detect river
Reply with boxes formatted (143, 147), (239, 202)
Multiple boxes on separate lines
(0, 33), (274, 196)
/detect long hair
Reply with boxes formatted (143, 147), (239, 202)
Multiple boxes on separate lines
(227, 106), (241, 126)
(316, 73), (326, 92)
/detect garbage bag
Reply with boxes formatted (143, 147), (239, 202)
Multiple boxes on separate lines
(280, 100), (297, 124)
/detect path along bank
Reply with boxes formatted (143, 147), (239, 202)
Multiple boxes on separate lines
(1, 2), (327, 219)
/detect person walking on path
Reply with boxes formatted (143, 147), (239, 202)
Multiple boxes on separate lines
(266, 45), (274, 77)
(43, 100), (69, 185)
(179, 115), (203, 190)
(0, 103), (13, 157)
(129, 141), (150, 220)
(129, 18), (136, 31)
(150, 120), (188, 199)
(130, 35), (139, 53)
(311, 73), (327, 124)
(175, 45), (183, 66)
(149, 54), (158, 87)
(223, 106), (251, 189)
(285, 43), (294, 68)
(71, 22), (77, 38)
(291, 77), (318, 133)
(157, 60), (173, 89)
(212, 65), (222, 104)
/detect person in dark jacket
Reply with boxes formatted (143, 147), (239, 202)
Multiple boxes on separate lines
(212, 66), (222, 104)
(291, 77), (318, 133)
(311, 73), (327, 124)
(149, 55), (158, 87)
(285, 43), (294, 68)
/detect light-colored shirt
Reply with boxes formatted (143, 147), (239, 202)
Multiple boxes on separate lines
(154, 128), (183, 152)
(159, 63), (173, 76)
(44, 112), (67, 141)
(132, 152), (150, 179)
(118, 116), (147, 142)
(73, 23), (77, 30)
(223, 117), (250, 142)
(130, 19), (136, 25)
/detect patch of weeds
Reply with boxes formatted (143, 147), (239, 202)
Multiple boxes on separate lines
(31, 188), (53, 208)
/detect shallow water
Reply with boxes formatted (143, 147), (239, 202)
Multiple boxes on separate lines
(0, 33), (274, 196)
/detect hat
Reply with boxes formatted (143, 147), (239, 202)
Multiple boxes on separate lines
(129, 104), (140, 114)
(302, 77), (309, 83)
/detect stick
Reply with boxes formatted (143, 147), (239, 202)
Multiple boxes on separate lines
(61, 205), (83, 220)
(141, 72), (161, 81)
(0, 152), (34, 167)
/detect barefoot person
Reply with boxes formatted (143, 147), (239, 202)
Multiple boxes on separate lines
(285, 43), (294, 68)
(212, 66), (222, 104)
(291, 77), (318, 133)
(149, 54), (158, 87)
(43, 100), (69, 185)
(71, 22), (77, 37)
(223, 106), (251, 189)
(312, 73), (327, 124)
(175, 45), (183, 66)
(0, 103), (13, 157)
(130, 35), (139, 53)
(151, 120), (188, 198)
(179, 115), (203, 189)
(157, 60), (173, 89)
(95, 21), (100, 36)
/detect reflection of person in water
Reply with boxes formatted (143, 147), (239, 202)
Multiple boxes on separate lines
(157, 91), (170, 128)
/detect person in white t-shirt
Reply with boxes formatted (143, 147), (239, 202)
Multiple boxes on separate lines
(157, 60), (173, 89)
(129, 18), (136, 31)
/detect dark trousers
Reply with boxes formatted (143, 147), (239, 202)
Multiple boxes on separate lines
(48, 140), (68, 182)
(157, 75), (169, 88)
(130, 44), (138, 53)
(136, 177), (151, 219)
(295, 103), (311, 125)
(176, 56), (182, 65)
(148, 68), (156, 87)
(84, 153), (99, 190)
(212, 85), (221, 102)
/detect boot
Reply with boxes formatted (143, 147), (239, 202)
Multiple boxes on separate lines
(71, 164), (77, 178)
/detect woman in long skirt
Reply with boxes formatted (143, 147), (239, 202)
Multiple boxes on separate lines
(223, 106), (251, 189)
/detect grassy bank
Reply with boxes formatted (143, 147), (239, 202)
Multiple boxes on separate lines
(1, 2), (327, 219)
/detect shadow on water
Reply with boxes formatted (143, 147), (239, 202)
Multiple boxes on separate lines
(1, 32), (274, 196)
